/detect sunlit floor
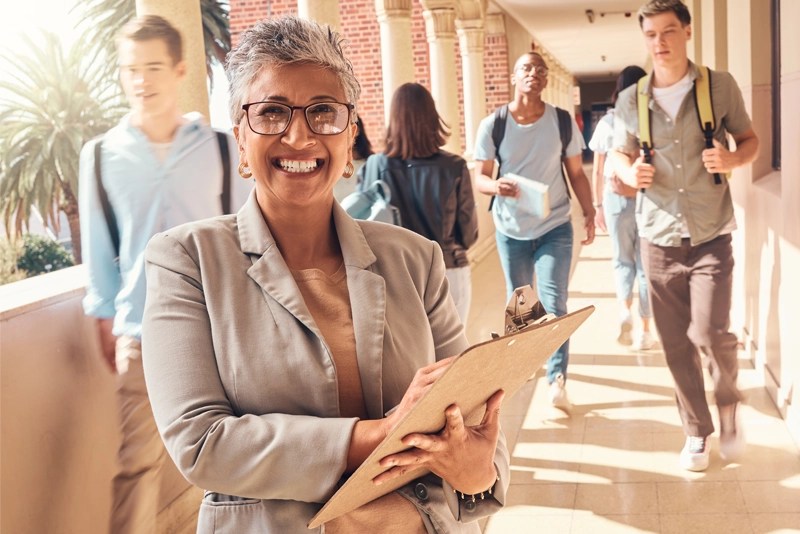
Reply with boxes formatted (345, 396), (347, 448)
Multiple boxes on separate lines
(468, 233), (800, 534)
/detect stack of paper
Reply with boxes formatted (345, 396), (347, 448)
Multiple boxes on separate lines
(506, 172), (550, 219)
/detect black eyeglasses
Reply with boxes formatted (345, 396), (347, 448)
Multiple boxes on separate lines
(242, 101), (354, 136)
(518, 64), (549, 77)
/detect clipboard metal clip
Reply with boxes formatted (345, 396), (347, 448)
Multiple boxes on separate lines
(491, 285), (555, 339)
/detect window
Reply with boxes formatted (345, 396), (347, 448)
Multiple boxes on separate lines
(770, 0), (781, 170)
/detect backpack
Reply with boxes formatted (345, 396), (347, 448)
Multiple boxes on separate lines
(92, 130), (232, 261)
(636, 64), (727, 184)
(340, 179), (402, 226)
(488, 104), (573, 211)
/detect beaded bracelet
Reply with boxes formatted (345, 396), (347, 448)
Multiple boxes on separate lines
(453, 474), (500, 510)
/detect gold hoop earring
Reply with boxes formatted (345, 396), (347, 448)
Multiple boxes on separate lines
(343, 161), (355, 179)
(238, 161), (253, 179)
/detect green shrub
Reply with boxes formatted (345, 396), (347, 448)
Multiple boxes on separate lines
(0, 238), (25, 285)
(15, 234), (74, 277)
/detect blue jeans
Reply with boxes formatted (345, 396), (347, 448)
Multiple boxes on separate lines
(604, 191), (652, 319)
(495, 222), (573, 384)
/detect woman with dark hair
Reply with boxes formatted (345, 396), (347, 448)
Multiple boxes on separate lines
(589, 65), (655, 350)
(358, 83), (478, 325)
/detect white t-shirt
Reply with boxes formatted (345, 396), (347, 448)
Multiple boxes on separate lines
(652, 72), (693, 121)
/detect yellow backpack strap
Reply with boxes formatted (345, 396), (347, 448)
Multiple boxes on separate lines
(694, 65), (725, 183)
(636, 73), (653, 193)
(637, 74), (652, 153)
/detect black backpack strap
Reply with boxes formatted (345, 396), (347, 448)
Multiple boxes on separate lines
(93, 138), (121, 260)
(216, 130), (232, 214)
(555, 107), (573, 199)
(488, 104), (508, 211)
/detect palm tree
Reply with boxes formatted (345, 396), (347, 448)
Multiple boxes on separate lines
(75, 0), (231, 84)
(0, 32), (126, 263)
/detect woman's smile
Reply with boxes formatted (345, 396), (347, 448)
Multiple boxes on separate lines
(274, 158), (324, 174)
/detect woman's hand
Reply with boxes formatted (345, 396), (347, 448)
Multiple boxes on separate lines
(374, 389), (505, 494)
(380, 356), (457, 435)
(347, 357), (457, 472)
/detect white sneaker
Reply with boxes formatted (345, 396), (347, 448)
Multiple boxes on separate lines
(719, 403), (746, 462)
(617, 319), (633, 346)
(632, 331), (657, 350)
(549, 373), (571, 411)
(680, 435), (710, 471)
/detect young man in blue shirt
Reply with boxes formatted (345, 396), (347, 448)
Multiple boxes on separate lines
(78, 15), (249, 533)
(473, 51), (596, 411)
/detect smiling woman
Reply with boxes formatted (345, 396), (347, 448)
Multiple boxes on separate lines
(140, 14), (510, 534)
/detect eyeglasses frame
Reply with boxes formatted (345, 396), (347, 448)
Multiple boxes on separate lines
(241, 101), (355, 136)
(517, 64), (550, 77)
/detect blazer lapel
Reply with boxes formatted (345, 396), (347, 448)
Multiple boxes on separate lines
(237, 193), (317, 331)
(333, 204), (387, 420)
(237, 195), (388, 419)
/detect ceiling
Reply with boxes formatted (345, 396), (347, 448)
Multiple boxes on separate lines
(489, 0), (650, 81)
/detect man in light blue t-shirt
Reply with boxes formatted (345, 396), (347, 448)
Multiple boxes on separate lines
(474, 51), (595, 410)
(78, 16), (250, 534)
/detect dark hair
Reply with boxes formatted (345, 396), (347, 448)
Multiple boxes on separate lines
(384, 83), (450, 160)
(117, 15), (183, 65)
(637, 0), (692, 28)
(352, 115), (373, 160)
(612, 65), (647, 104)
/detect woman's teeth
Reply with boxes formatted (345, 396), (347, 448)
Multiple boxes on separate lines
(278, 159), (318, 173)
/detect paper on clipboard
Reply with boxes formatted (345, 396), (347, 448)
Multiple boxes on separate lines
(308, 303), (594, 529)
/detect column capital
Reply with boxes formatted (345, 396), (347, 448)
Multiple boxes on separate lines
(457, 25), (484, 55)
(423, 8), (457, 42)
(374, 0), (411, 21)
(485, 13), (505, 35)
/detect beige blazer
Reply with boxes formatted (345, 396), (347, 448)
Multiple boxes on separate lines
(142, 193), (509, 534)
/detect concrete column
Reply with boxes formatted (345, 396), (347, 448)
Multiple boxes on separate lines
(701, 0), (728, 70)
(457, 18), (486, 157)
(687, 0), (703, 64)
(297, 0), (341, 31)
(375, 0), (414, 124)
(421, 1), (462, 154)
(136, 0), (208, 117)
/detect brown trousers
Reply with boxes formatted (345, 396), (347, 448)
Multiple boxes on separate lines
(641, 234), (742, 437)
(111, 336), (167, 534)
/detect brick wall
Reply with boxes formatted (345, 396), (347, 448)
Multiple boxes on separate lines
(228, 0), (509, 155)
(485, 33), (511, 116)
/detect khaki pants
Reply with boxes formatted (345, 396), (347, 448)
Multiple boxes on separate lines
(641, 234), (743, 438)
(111, 336), (167, 534)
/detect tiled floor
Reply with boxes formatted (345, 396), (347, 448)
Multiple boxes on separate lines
(468, 233), (800, 534)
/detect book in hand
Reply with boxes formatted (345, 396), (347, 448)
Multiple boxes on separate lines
(308, 298), (594, 528)
(506, 172), (551, 219)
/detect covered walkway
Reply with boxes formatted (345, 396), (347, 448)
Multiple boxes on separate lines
(467, 232), (800, 533)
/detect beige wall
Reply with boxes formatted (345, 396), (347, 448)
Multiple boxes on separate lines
(0, 267), (198, 533)
(709, 0), (800, 443)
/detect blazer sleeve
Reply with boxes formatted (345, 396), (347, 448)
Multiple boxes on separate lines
(142, 232), (356, 503)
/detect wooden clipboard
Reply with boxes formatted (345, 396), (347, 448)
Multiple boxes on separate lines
(308, 302), (594, 528)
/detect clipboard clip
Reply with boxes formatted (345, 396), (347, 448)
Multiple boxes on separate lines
(491, 285), (555, 339)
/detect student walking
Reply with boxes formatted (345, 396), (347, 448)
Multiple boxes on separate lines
(474, 51), (596, 410)
(611, 0), (759, 471)
(78, 16), (250, 532)
(589, 65), (656, 351)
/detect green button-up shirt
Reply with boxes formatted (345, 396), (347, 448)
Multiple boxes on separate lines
(612, 62), (752, 246)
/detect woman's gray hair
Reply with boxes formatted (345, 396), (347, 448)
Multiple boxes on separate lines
(226, 16), (361, 125)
